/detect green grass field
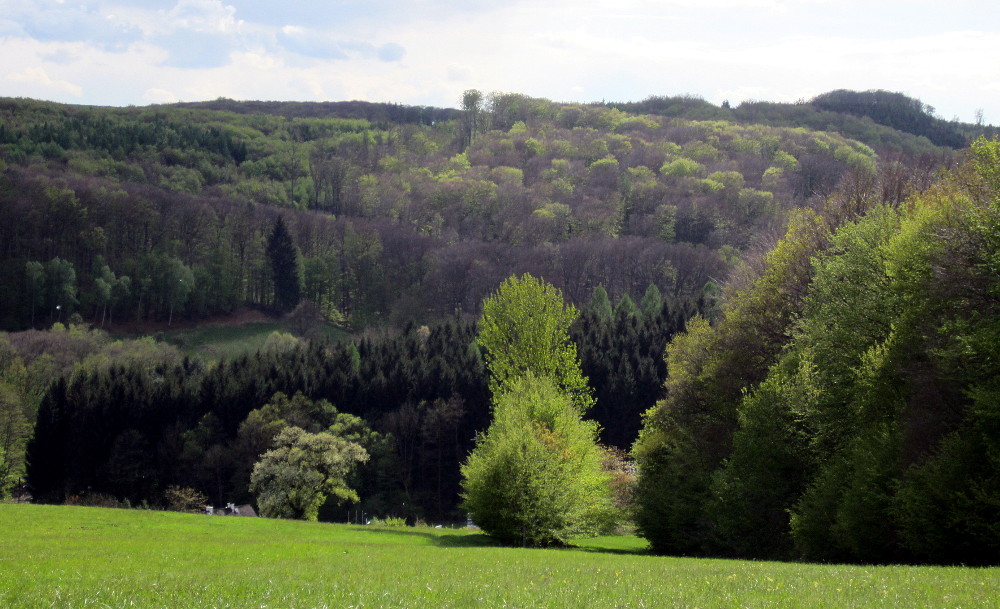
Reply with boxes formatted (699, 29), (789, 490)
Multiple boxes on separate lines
(1, 504), (996, 608)
(160, 321), (348, 361)
(162, 321), (286, 360)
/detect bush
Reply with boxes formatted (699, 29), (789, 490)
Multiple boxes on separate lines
(460, 375), (616, 547)
(164, 485), (208, 513)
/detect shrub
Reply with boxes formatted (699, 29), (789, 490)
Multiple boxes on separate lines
(460, 375), (616, 547)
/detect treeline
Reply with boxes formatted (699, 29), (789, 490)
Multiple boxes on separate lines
(1, 91), (940, 331)
(811, 89), (982, 148)
(610, 90), (998, 156)
(12, 287), (700, 520)
(633, 138), (1000, 565)
(174, 98), (461, 126)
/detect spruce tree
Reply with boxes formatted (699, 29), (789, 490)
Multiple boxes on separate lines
(267, 216), (302, 313)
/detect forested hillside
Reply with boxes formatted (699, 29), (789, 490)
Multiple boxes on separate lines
(634, 137), (1000, 565)
(2, 91), (995, 559)
(0, 90), (972, 331)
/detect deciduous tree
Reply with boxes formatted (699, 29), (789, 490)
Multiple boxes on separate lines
(477, 273), (593, 410)
(460, 374), (614, 546)
(250, 426), (368, 521)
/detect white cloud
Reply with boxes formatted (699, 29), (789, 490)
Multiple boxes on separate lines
(161, 0), (242, 35)
(0, 0), (996, 123)
(143, 87), (179, 104)
(5, 66), (83, 97)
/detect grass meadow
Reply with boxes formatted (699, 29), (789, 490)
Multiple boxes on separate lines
(1, 504), (997, 608)
(159, 320), (348, 361)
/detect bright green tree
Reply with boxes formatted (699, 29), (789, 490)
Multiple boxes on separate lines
(0, 382), (30, 498)
(478, 273), (593, 410)
(461, 374), (615, 546)
(249, 426), (368, 521)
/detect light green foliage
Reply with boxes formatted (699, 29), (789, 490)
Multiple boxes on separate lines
(682, 140), (720, 162)
(368, 515), (407, 527)
(588, 155), (620, 188)
(834, 144), (877, 173)
(76, 336), (184, 375)
(762, 166), (784, 190)
(706, 170), (745, 192)
(772, 150), (800, 171)
(673, 147), (1000, 563)
(543, 158), (573, 180)
(250, 426), (368, 521)
(699, 178), (725, 193)
(460, 375), (616, 546)
(0, 382), (29, 498)
(491, 166), (524, 186)
(260, 330), (302, 354)
(523, 137), (544, 156)
(660, 157), (702, 178)
(237, 391), (363, 465)
(478, 274), (593, 410)
(448, 152), (471, 172)
(0, 337), (38, 498)
(737, 188), (775, 220)
(972, 136), (1000, 201)
(531, 202), (573, 241)
(635, 209), (832, 555)
(614, 115), (659, 132)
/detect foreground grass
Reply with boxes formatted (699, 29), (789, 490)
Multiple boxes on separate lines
(1, 505), (996, 608)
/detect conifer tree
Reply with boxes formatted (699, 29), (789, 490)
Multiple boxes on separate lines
(267, 216), (302, 313)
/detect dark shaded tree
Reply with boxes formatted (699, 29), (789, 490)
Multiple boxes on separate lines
(267, 215), (302, 313)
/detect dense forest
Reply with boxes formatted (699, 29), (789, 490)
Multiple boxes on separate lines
(1, 89), (972, 331)
(1, 90), (997, 563)
(634, 137), (1000, 565)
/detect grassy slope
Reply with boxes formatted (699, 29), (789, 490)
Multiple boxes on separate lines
(146, 318), (348, 362)
(161, 321), (290, 361)
(1, 505), (996, 608)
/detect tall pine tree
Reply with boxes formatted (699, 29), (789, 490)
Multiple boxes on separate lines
(267, 216), (302, 313)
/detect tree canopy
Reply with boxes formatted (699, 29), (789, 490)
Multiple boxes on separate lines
(633, 137), (1000, 564)
(478, 273), (593, 410)
(250, 426), (368, 521)
(461, 374), (614, 546)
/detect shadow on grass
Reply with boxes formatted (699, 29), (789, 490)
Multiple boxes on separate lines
(568, 541), (652, 556)
(344, 525), (501, 548)
(350, 525), (649, 554)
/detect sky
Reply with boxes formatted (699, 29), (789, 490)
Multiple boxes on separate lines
(1, 0), (998, 123)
